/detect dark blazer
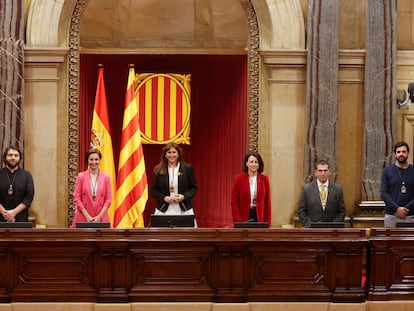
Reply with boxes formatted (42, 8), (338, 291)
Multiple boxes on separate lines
(297, 181), (345, 228)
(150, 161), (198, 212)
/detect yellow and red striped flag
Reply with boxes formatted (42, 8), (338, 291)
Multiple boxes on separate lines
(91, 65), (117, 225)
(114, 65), (148, 228)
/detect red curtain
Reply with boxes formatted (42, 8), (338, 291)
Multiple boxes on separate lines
(79, 54), (247, 227)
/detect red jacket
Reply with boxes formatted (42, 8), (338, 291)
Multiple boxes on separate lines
(231, 173), (272, 225)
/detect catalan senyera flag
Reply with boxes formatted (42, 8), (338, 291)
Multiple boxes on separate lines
(113, 66), (148, 228)
(91, 66), (117, 225)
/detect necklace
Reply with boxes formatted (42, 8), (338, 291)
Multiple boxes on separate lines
(5, 169), (18, 195)
(396, 165), (408, 193)
(90, 171), (99, 200)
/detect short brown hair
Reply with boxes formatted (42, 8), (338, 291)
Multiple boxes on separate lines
(315, 159), (330, 169)
(85, 148), (102, 164)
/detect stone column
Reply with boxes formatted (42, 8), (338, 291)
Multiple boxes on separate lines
(0, 0), (24, 152)
(353, 0), (396, 227)
(24, 48), (68, 227)
(305, 0), (339, 180)
(24, 0), (72, 227)
(362, 0), (397, 200)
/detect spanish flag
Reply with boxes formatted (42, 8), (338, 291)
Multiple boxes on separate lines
(91, 65), (116, 225)
(114, 65), (148, 228)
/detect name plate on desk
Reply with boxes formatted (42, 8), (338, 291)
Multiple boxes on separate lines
(75, 222), (110, 228)
(150, 214), (195, 228)
(310, 222), (345, 228)
(234, 222), (268, 228)
(0, 221), (33, 228)
(396, 222), (414, 228)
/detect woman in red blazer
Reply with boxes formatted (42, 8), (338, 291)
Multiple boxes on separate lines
(72, 149), (112, 227)
(231, 151), (272, 226)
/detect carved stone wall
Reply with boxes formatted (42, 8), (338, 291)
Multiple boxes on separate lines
(305, 0), (339, 179)
(362, 0), (396, 201)
(0, 0), (24, 152)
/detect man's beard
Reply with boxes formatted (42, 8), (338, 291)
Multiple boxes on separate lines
(397, 156), (408, 165)
(5, 161), (18, 169)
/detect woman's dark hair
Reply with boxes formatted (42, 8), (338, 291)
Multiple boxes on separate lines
(3, 145), (22, 165)
(153, 142), (183, 175)
(85, 148), (102, 164)
(242, 151), (264, 173)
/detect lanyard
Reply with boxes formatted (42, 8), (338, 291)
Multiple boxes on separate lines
(5, 169), (18, 195)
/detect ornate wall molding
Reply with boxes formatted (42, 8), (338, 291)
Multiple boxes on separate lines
(241, 0), (260, 152)
(67, 0), (88, 225)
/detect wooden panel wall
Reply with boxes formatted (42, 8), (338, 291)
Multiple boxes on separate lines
(368, 228), (414, 300)
(0, 228), (367, 303)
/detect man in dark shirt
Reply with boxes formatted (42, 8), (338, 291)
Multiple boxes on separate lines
(381, 141), (414, 227)
(0, 146), (34, 222)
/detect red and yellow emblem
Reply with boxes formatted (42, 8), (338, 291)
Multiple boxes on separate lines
(135, 73), (191, 144)
(90, 128), (103, 149)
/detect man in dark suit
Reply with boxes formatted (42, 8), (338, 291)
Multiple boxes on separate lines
(297, 160), (345, 228)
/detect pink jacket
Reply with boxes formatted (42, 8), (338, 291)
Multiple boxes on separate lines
(72, 170), (112, 227)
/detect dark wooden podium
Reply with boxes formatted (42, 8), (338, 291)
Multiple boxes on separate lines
(0, 228), (367, 303)
(368, 227), (414, 300)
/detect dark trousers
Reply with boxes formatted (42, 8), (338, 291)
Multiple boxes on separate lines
(248, 207), (258, 222)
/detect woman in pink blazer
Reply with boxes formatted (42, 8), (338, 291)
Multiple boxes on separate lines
(72, 149), (112, 227)
(231, 151), (272, 226)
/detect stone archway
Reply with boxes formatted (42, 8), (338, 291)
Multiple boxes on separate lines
(24, 0), (305, 226)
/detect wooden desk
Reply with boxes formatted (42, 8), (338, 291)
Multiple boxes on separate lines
(368, 228), (414, 300)
(0, 228), (367, 303)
